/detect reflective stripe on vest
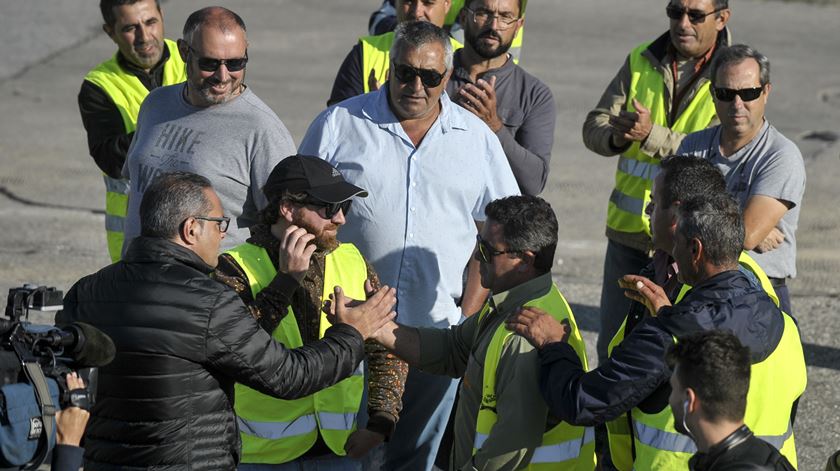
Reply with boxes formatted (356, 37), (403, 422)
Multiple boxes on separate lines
(757, 422), (793, 450)
(474, 284), (595, 469)
(359, 32), (464, 93)
(606, 41), (717, 236)
(84, 39), (186, 262)
(227, 242), (368, 464)
(633, 420), (696, 454)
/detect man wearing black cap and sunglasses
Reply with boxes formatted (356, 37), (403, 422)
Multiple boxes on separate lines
(121, 6), (295, 256)
(677, 44), (805, 316)
(214, 155), (408, 470)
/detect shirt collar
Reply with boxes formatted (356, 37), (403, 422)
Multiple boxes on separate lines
(362, 83), (469, 135)
(491, 272), (553, 316)
(116, 44), (171, 77)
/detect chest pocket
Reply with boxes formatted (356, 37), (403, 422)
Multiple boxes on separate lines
(498, 107), (525, 131)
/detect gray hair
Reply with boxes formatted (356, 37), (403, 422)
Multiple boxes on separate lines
(140, 172), (214, 239)
(485, 195), (558, 274)
(182, 6), (247, 45)
(390, 21), (453, 71)
(675, 193), (744, 267)
(711, 44), (771, 88)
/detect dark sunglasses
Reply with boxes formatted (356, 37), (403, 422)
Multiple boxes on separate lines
(188, 45), (248, 72)
(194, 216), (230, 232)
(665, 5), (725, 24)
(713, 87), (764, 102)
(301, 199), (352, 219)
(392, 62), (446, 88)
(475, 234), (516, 264)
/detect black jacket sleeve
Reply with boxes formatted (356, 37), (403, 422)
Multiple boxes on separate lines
(327, 44), (365, 106)
(78, 80), (134, 179)
(205, 288), (366, 400)
(538, 318), (674, 426)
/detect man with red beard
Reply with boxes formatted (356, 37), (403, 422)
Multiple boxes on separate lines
(213, 155), (408, 470)
(445, 0), (555, 196)
(121, 6), (295, 255)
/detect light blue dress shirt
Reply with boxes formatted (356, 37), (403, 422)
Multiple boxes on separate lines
(299, 87), (519, 328)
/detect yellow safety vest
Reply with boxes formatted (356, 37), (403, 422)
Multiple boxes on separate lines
(83, 39), (186, 262)
(606, 42), (718, 237)
(474, 284), (596, 470)
(605, 254), (803, 470)
(359, 32), (464, 93)
(226, 242), (368, 464)
(446, 0), (526, 63)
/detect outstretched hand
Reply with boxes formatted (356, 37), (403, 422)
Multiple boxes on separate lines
(506, 307), (570, 349)
(609, 98), (652, 147)
(327, 283), (396, 340)
(618, 274), (671, 316)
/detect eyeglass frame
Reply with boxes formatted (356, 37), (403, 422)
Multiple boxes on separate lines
(712, 86), (765, 102)
(665, 4), (726, 24)
(186, 44), (249, 72)
(463, 6), (522, 31)
(475, 234), (518, 264)
(194, 216), (230, 233)
(391, 61), (446, 88)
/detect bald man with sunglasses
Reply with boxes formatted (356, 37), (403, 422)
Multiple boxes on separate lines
(121, 6), (295, 255)
(677, 45), (805, 316)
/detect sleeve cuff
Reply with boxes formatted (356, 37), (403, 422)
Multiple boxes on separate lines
(639, 124), (670, 158)
(263, 271), (301, 302)
(366, 411), (397, 439)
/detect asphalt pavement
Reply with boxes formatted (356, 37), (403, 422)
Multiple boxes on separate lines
(0, 0), (838, 468)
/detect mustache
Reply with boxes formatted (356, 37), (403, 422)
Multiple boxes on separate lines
(478, 30), (502, 41)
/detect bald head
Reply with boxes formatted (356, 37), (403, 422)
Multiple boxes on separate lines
(182, 6), (246, 44)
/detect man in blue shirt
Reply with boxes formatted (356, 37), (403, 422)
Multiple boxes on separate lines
(299, 20), (519, 471)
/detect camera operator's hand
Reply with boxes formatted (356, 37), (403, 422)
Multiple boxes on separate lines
(56, 372), (90, 446)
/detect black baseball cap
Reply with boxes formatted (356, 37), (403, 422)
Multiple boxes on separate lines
(263, 154), (368, 203)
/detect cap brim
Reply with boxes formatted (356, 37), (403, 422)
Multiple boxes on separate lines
(307, 181), (368, 203)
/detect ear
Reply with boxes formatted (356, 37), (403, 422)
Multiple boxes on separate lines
(103, 23), (114, 38)
(715, 9), (730, 30)
(685, 388), (698, 413)
(444, 0), (452, 15)
(180, 216), (201, 246)
(690, 237), (704, 265)
(177, 39), (189, 62)
(278, 200), (296, 223)
(518, 250), (536, 272)
(763, 83), (772, 101)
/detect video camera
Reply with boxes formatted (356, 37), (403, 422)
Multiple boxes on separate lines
(1, 285), (115, 469)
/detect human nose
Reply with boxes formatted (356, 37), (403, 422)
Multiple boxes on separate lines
(214, 63), (230, 81)
(409, 1), (425, 19)
(332, 208), (346, 225)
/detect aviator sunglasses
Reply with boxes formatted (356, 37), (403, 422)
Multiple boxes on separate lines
(187, 45), (248, 72)
(301, 199), (352, 219)
(392, 62), (446, 88)
(713, 87), (764, 102)
(665, 4), (725, 24)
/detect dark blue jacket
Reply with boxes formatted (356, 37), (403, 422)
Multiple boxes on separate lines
(538, 269), (784, 425)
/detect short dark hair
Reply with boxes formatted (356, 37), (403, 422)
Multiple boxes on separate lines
(391, 21), (454, 71)
(713, 0), (729, 10)
(711, 44), (771, 88)
(140, 172), (213, 239)
(182, 7), (247, 44)
(676, 193), (744, 267)
(666, 329), (750, 422)
(484, 195), (558, 274)
(466, 0), (526, 17)
(100, 0), (161, 26)
(659, 155), (727, 208)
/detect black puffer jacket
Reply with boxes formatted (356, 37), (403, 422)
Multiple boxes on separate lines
(689, 425), (796, 470)
(58, 237), (365, 470)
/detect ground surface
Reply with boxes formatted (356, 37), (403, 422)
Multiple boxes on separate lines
(1, 1), (838, 469)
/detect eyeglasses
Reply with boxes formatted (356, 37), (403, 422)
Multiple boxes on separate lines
(712, 87), (764, 102)
(463, 7), (521, 30)
(475, 234), (516, 264)
(300, 199), (352, 219)
(665, 5), (725, 24)
(187, 45), (248, 72)
(392, 62), (446, 88)
(194, 216), (230, 232)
